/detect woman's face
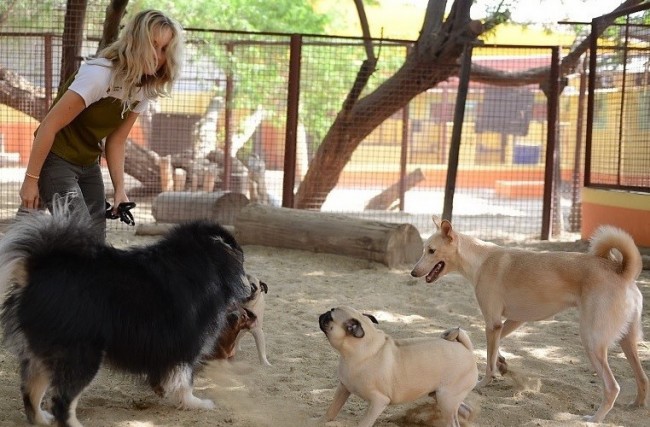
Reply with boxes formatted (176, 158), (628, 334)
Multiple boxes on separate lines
(147, 27), (173, 75)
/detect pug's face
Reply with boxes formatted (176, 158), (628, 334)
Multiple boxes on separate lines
(319, 306), (379, 353)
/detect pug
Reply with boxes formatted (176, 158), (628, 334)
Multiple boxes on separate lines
(319, 306), (477, 427)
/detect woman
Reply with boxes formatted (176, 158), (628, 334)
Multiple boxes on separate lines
(19, 9), (184, 241)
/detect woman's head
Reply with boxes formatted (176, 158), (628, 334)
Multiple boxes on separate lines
(100, 9), (184, 101)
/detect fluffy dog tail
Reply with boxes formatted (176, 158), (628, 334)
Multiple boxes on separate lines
(589, 225), (642, 283)
(441, 327), (474, 352)
(0, 193), (95, 296)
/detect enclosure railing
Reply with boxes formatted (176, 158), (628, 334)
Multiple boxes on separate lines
(4, 6), (645, 240)
(586, 3), (650, 192)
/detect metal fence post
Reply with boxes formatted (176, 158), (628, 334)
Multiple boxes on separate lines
(282, 34), (301, 208)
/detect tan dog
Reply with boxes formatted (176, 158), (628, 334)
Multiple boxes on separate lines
(233, 273), (271, 366)
(319, 306), (477, 427)
(411, 218), (648, 423)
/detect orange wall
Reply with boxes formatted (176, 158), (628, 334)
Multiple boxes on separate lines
(0, 122), (38, 166)
(581, 188), (650, 247)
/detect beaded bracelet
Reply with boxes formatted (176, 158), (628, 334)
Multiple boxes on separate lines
(25, 172), (40, 180)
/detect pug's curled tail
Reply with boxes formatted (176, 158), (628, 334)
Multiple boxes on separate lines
(440, 327), (474, 352)
(589, 225), (642, 283)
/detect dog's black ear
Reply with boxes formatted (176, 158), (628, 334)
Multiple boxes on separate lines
(363, 313), (379, 324)
(242, 307), (257, 321)
(344, 318), (365, 338)
(259, 280), (268, 293)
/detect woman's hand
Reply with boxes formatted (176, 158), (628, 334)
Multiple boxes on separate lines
(109, 189), (130, 217)
(19, 177), (40, 209)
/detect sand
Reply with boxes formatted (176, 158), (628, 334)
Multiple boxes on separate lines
(0, 229), (649, 427)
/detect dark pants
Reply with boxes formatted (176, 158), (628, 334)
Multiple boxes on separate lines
(37, 152), (106, 241)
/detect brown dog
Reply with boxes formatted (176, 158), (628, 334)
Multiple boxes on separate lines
(411, 218), (648, 422)
(205, 306), (257, 360)
(319, 306), (477, 427)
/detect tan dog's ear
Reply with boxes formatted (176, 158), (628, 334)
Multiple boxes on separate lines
(344, 318), (365, 338)
(440, 220), (454, 241)
(432, 216), (442, 229)
(441, 327), (460, 341)
(363, 313), (378, 324)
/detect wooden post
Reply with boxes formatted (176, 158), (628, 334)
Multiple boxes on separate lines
(160, 155), (174, 192)
(234, 204), (423, 269)
(173, 168), (187, 192)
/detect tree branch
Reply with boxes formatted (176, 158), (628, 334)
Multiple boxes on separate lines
(470, 0), (645, 87)
(97, 0), (130, 54)
(341, 0), (379, 114)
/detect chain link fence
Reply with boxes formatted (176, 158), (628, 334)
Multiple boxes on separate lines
(2, 1), (647, 241)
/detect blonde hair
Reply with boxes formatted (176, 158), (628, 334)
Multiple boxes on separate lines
(98, 9), (184, 105)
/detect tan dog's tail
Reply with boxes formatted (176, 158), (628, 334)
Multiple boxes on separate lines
(440, 327), (474, 352)
(589, 225), (642, 283)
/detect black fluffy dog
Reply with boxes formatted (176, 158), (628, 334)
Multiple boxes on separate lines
(0, 196), (250, 427)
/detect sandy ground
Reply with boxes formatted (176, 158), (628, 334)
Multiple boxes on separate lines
(1, 228), (649, 427)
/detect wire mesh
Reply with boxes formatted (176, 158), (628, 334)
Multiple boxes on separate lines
(3, 1), (646, 241)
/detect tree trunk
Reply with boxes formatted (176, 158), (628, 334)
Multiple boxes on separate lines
(96, 0), (129, 53)
(234, 203), (423, 269)
(294, 0), (481, 209)
(124, 139), (161, 194)
(0, 67), (48, 121)
(60, 0), (88, 84)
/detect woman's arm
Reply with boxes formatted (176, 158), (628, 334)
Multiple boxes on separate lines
(20, 90), (86, 209)
(104, 111), (140, 208)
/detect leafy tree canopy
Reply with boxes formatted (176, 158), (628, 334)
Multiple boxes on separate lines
(130, 0), (330, 34)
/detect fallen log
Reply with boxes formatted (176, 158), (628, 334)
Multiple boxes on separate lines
(135, 222), (235, 236)
(152, 191), (249, 225)
(365, 168), (425, 210)
(234, 204), (423, 269)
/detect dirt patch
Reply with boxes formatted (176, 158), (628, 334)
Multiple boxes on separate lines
(0, 228), (648, 426)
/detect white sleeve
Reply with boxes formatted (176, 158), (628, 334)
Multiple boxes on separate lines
(68, 62), (112, 107)
(132, 97), (150, 114)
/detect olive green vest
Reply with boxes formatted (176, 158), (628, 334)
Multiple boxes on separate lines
(45, 72), (138, 166)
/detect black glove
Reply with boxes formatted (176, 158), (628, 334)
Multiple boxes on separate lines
(105, 201), (136, 226)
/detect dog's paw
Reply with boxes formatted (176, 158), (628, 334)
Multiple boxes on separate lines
(34, 409), (54, 425)
(474, 375), (494, 391)
(197, 398), (216, 410)
(178, 396), (216, 410)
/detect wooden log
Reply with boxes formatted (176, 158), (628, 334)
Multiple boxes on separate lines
(135, 223), (175, 236)
(124, 139), (161, 194)
(152, 191), (249, 225)
(234, 204), (423, 269)
(136, 222), (234, 236)
(365, 168), (425, 210)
